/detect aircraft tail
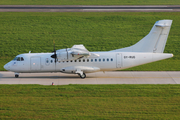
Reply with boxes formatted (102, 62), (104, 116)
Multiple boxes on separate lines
(111, 20), (172, 53)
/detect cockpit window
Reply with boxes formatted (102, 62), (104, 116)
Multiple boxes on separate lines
(21, 57), (24, 61)
(17, 57), (20, 61)
(13, 57), (24, 61)
(13, 57), (18, 61)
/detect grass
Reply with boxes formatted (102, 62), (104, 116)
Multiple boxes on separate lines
(0, 0), (180, 5)
(0, 12), (180, 71)
(0, 84), (180, 119)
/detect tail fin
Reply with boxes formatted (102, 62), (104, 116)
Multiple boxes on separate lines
(111, 20), (172, 53)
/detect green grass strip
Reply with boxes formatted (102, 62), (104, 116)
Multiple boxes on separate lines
(0, 0), (180, 5)
(0, 84), (180, 119)
(0, 12), (180, 71)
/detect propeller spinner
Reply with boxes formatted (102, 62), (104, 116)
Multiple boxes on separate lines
(51, 41), (57, 63)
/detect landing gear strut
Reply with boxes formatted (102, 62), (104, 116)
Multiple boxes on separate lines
(78, 73), (86, 79)
(75, 69), (86, 79)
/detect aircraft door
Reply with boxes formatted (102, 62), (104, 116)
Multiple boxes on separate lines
(116, 53), (122, 68)
(30, 57), (41, 71)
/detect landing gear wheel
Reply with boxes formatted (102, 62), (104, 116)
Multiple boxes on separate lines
(15, 75), (19, 78)
(79, 73), (86, 79)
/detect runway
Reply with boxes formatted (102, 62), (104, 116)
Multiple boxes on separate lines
(0, 71), (180, 85)
(0, 5), (180, 12)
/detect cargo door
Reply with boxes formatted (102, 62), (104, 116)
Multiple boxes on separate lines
(30, 57), (41, 71)
(116, 53), (121, 68)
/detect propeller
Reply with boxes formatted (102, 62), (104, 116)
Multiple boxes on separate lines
(51, 41), (57, 63)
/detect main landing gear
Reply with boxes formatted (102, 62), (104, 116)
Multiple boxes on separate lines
(78, 73), (86, 79)
(15, 73), (19, 78)
(75, 69), (86, 79)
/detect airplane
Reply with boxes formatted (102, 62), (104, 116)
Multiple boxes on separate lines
(4, 20), (173, 79)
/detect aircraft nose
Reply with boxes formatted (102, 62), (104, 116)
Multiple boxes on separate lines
(4, 63), (9, 70)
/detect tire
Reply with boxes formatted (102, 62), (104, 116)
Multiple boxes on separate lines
(79, 73), (86, 79)
(15, 75), (19, 78)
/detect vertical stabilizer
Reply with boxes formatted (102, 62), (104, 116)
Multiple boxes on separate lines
(111, 20), (172, 53)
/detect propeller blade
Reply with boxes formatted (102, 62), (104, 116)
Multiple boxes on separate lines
(51, 40), (57, 64)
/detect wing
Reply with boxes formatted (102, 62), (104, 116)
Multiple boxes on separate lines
(70, 45), (99, 57)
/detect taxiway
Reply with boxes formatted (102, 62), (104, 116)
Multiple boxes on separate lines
(0, 5), (180, 12)
(0, 71), (180, 85)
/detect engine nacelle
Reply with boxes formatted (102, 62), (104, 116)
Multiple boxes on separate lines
(58, 51), (71, 61)
(56, 49), (81, 61)
(61, 66), (100, 74)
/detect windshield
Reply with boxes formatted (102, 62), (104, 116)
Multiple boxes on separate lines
(13, 57), (24, 61)
(13, 57), (18, 61)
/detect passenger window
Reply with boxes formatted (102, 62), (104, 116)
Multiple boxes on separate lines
(95, 59), (97, 62)
(91, 59), (93, 62)
(51, 60), (53, 63)
(79, 60), (81, 62)
(107, 58), (109, 62)
(87, 59), (89, 62)
(70, 60), (73, 62)
(17, 57), (20, 61)
(75, 60), (77, 62)
(46, 59), (49, 63)
(21, 57), (24, 61)
(83, 59), (85, 62)
(103, 58), (105, 62)
(99, 59), (101, 62)
(67, 61), (68, 63)
(111, 58), (113, 61)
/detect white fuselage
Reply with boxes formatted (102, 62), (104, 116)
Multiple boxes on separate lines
(4, 51), (173, 74)
(3, 20), (174, 78)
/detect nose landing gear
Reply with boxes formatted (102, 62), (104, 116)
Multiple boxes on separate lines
(15, 73), (19, 78)
(15, 75), (19, 78)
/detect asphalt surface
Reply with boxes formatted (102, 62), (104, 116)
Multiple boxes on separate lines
(0, 71), (180, 85)
(0, 5), (180, 12)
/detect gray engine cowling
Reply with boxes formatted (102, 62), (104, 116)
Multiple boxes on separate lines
(56, 49), (80, 61)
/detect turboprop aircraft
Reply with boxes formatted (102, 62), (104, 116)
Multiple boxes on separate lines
(4, 20), (173, 79)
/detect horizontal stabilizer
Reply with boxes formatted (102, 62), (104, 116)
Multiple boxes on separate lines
(155, 20), (171, 27)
